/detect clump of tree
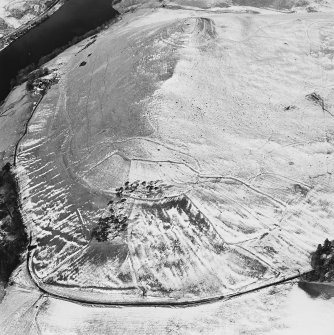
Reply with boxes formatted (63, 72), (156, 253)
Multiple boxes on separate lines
(91, 179), (167, 242)
(91, 193), (128, 242)
(307, 239), (334, 282)
(117, 180), (164, 198)
(91, 216), (111, 242)
(12, 66), (50, 90)
(91, 214), (128, 242)
(25, 67), (50, 91)
(0, 163), (28, 284)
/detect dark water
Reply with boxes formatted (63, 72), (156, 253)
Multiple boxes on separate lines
(0, 0), (119, 102)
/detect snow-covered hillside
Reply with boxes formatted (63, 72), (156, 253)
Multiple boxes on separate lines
(1, 0), (334, 333)
(4, 4), (332, 305)
(113, 0), (334, 13)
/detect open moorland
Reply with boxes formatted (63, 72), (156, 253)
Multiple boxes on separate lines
(13, 5), (334, 302)
(1, 0), (334, 333)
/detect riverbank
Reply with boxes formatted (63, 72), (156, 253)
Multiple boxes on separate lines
(0, 0), (64, 51)
(0, 0), (119, 102)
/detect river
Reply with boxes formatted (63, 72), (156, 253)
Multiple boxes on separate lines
(0, 0), (119, 102)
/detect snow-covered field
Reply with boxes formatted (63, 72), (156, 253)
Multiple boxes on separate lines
(1, 263), (334, 334)
(1, 0), (334, 332)
(11, 5), (334, 303)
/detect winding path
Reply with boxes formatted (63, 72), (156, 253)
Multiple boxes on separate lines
(13, 89), (313, 308)
(26, 244), (310, 307)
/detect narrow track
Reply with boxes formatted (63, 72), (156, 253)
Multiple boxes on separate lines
(26, 244), (310, 308)
(13, 95), (43, 167)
